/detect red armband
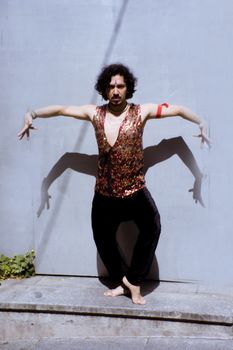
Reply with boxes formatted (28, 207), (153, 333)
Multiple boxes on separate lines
(156, 103), (169, 118)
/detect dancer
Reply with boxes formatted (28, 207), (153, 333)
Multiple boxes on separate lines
(18, 63), (210, 304)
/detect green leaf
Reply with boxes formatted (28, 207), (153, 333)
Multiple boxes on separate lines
(0, 250), (36, 280)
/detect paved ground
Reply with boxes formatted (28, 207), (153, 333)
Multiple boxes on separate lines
(0, 276), (233, 349)
(1, 337), (233, 350)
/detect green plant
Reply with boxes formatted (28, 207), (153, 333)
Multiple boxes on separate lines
(0, 250), (35, 280)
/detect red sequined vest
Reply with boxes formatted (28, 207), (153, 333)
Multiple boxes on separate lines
(92, 104), (145, 197)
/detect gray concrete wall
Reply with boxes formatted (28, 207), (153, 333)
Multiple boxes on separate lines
(0, 0), (232, 284)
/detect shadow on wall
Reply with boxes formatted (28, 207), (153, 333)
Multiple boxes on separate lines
(36, 136), (204, 282)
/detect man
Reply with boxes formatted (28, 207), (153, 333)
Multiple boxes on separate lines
(18, 63), (210, 305)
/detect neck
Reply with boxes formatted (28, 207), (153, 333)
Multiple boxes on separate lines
(107, 101), (128, 115)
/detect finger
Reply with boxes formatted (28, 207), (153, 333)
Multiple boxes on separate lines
(18, 132), (24, 140)
(202, 132), (212, 144)
(18, 125), (37, 140)
(18, 126), (28, 137)
(19, 129), (27, 138)
(193, 134), (211, 148)
(18, 125), (29, 139)
(202, 136), (211, 148)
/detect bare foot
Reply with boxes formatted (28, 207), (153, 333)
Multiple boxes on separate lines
(104, 285), (129, 297)
(122, 276), (146, 305)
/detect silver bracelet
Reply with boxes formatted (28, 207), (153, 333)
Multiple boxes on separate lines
(30, 110), (38, 120)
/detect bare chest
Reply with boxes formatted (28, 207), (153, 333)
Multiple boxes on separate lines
(104, 113), (127, 147)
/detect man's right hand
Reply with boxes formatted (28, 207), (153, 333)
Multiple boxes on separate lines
(18, 112), (37, 140)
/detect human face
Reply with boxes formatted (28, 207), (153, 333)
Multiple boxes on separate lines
(106, 74), (127, 105)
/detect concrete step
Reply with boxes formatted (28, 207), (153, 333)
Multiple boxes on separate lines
(0, 276), (233, 343)
(1, 337), (233, 350)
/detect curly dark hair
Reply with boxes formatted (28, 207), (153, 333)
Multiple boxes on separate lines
(95, 63), (137, 100)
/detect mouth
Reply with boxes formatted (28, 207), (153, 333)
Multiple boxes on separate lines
(111, 97), (121, 103)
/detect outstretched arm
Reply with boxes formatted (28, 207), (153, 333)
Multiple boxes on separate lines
(18, 104), (96, 140)
(141, 103), (211, 148)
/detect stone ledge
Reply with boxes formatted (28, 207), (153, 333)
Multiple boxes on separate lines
(0, 301), (233, 326)
(1, 337), (233, 350)
(0, 276), (232, 327)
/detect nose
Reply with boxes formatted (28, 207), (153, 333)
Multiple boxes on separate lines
(113, 86), (119, 95)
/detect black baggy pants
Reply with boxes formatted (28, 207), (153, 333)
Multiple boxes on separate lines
(91, 187), (161, 285)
